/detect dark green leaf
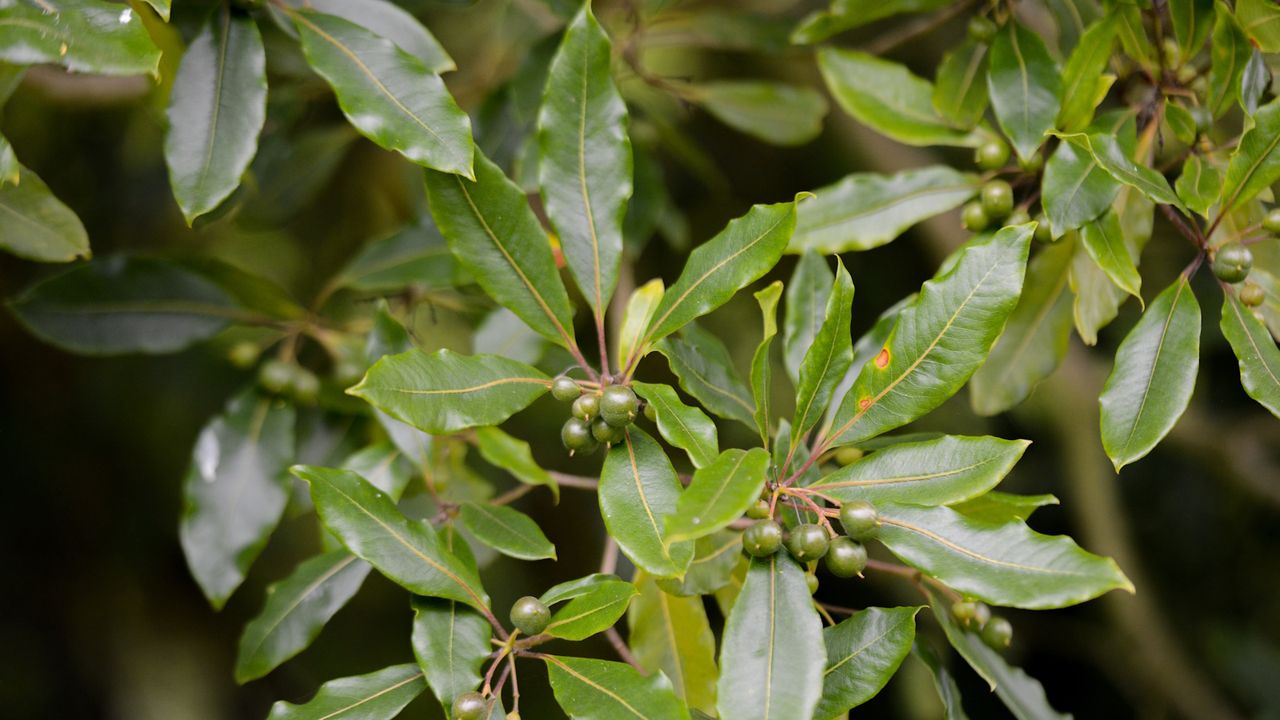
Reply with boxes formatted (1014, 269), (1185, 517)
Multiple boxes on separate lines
(1058, 15), (1118, 132)
(600, 429), (694, 578)
(950, 491), (1059, 524)
(749, 281), (782, 443)
(793, 260), (854, 441)
(0, 0), (160, 76)
(690, 81), (827, 146)
(545, 578), (637, 641)
(1080, 210), (1142, 301)
(1042, 134), (1120, 237)
(1170, 0), (1214, 58)
(287, 0), (453, 72)
(1209, 2), (1250, 117)
(337, 221), (462, 292)
(784, 252), (834, 382)
(814, 607), (919, 720)
(1219, 97), (1280, 214)
(544, 655), (691, 720)
(411, 595), (490, 713)
(629, 573), (718, 715)
(656, 529), (741, 596)
(1055, 132), (1184, 210)
(0, 164), (88, 262)
(988, 22), (1062, 162)
(656, 324), (756, 428)
(474, 427), (558, 500)
(458, 502), (556, 561)
(267, 664), (426, 720)
(633, 382), (719, 469)
(1220, 292), (1280, 418)
(666, 448), (770, 545)
(1175, 154), (1222, 217)
(933, 40), (989, 129)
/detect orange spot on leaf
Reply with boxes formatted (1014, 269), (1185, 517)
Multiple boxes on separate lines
(858, 397), (872, 410)
(874, 348), (890, 369)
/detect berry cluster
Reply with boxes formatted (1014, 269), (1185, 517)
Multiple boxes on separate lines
(1211, 211), (1273, 312)
(552, 376), (646, 455)
(951, 599), (1014, 651)
(742, 499), (880, 586)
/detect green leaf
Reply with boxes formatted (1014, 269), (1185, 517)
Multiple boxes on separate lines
(791, 167), (979, 253)
(0, 164), (88, 262)
(793, 260), (854, 441)
(1238, 0), (1280, 51)
(812, 435), (1029, 506)
(689, 81), (828, 146)
(950, 491), (1060, 524)
(600, 429), (694, 578)
(932, 39), (990, 129)
(656, 530), (742, 597)
(818, 48), (980, 147)
(336, 221), (463, 292)
(545, 578), (637, 641)
(1080, 210), (1142, 302)
(716, 553), (825, 720)
(0, 133), (17, 186)
(164, 8), (267, 224)
(628, 573), (718, 715)
(783, 252), (834, 382)
(235, 550), (371, 683)
(1099, 277), (1201, 470)
(791, 0), (950, 44)
(1220, 292), (1280, 419)
(0, 0), (160, 76)
(140, 0), (169, 21)
(1242, 49), (1267, 113)
(1171, 0), (1214, 57)
(425, 151), (577, 349)
(813, 607), (919, 720)
(666, 448), (770, 545)
(617, 279), (664, 370)
(879, 503), (1133, 609)
(827, 226), (1033, 446)
(267, 664), (426, 720)
(825, 296), (912, 430)
(633, 382), (719, 469)
(987, 22), (1062, 162)
(292, 9), (473, 176)
(540, 573), (625, 605)
(656, 324), (756, 428)
(645, 200), (796, 345)
(1175, 154), (1222, 217)
(537, 3), (630, 317)
(287, 0), (453, 72)
(970, 238), (1075, 415)
(458, 502), (556, 561)
(914, 642), (970, 720)
(293, 465), (490, 611)
(411, 595), (490, 713)
(474, 427), (558, 500)
(1058, 15), (1118, 132)
(750, 281), (782, 443)
(351, 349), (550, 434)
(1219, 97), (1280, 214)
(1208, 2), (1250, 117)
(1165, 103), (1198, 146)
(544, 655), (691, 720)
(1042, 134), (1120, 237)
(1053, 133), (1185, 210)
(180, 391), (295, 609)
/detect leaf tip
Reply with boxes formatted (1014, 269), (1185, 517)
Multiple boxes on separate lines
(794, 190), (816, 204)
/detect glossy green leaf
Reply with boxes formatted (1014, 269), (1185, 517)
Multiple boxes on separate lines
(1238, 0), (1280, 51)
(1054, 133), (1184, 211)
(0, 0), (160, 76)
(951, 491), (1059, 524)
(791, 0), (950, 44)
(645, 200), (796, 345)
(812, 435), (1028, 506)
(1220, 292), (1280, 419)
(600, 429), (694, 578)
(544, 655), (690, 720)
(351, 349), (550, 434)
(139, 0), (169, 21)
(293, 465), (489, 611)
(236, 550), (370, 683)
(656, 529), (741, 596)
(914, 642), (970, 720)
(458, 502), (555, 561)
(1219, 98), (1280, 214)
(690, 81), (827, 146)
(285, 0), (453, 72)
(0, 164), (88, 263)
(540, 573), (624, 606)
(363, 306), (434, 470)
(824, 296), (912, 430)
(717, 553), (825, 720)
(1080, 210), (1142, 301)
(1165, 103), (1198, 146)
(629, 573), (718, 714)
(988, 22), (1062, 162)
(1242, 49), (1268, 113)
(783, 252), (834, 382)
(292, 9), (472, 176)
(1042, 134), (1120, 237)
(0, 133), (17, 186)
(411, 594), (490, 713)
(617, 279), (664, 370)
(164, 8), (267, 224)
(1099, 277), (1201, 470)
(474, 426), (558, 500)
(1175, 154), (1222, 217)
(1171, 0), (1214, 57)
(749, 281), (782, 443)
(267, 664), (426, 720)
(1058, 15), (1117, 132)
(793, 260), (854, 441)
(666, 448), (770, 545)
(180, 391), (294, 609)
(818, 48), (980, 147)
(827, 226), (1033, 446)
(425, 151), (577, 349)
(791, 166), (979, 254)
(537, 3), (630, 317)
(633, 382), (719, 469)
(1208, 2), (1249, 117)
(337, 221), (462, 292)
(341, 443), (413, 504)
(656, 324), (756, 428)
(545, 578), (637, 641)
(813, 607), (919, 720)
(970, 238), (1075, 415)
(933, 39), (989, 129)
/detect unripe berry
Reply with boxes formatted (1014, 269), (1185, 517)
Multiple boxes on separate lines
(980, 180), (1014, 219)
(786, 523), (830, 563)
(591, 417), (626, 445)
(1006, 209), (1031, 228)
(746, 499), (771, 519)
(572, 393), (600, 421)
(452, 692), (488, 720)
(1034, 215), (1055, 243)
(839, 501), (880, 541)
(551, 376), (581, 401)
(1263, 208), (1280, 234)
(806, 573), (819, 595)
(834, 446), (863, 465)
(824, 537), (868, 578)
(227, 341), (259, 369)
(962, 201), (990, 232)
(1176, 64), (1198, 84)
(1241, 282), (1266, 307)
(982, 616), (1013, 649)
(561, 417), (598, 455)
(258, 359), (294, 395)
(1212, 242), (1253, 283)
(1019, 152), (1044, 173)
(975, 139), (1010, 170)
(743, 520), (783, 557)
(951, 600), (978, 624)
(600, 385), (639, 426)
(509, 596), (551, 636)
(290, 367), (321, 404)
(967, 16), (997, 43)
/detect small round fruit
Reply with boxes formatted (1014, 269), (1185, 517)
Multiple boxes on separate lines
(951, 601), (978, 624)
(290, 367), (321, 404)
(746, 499), (771, 519)
(1161, 37), (1181, 68)
(572, 393), (600, 421)
(967, 15), (997, 43)
(806, 573), (819, 595)
(591, 416), (627, 445)
(1189, 105), (1213, 136)
(787, 523), (830, 563)
(1034, 215), (1055, 243)
(1241, 282), (1266, 307)
(452, 691), (488, 720)
(509, 596), (551, 636)
(1212, 242), (1254, 283)
(258, 359), (294, 395)
(1006, 209), (1031, 228)
(743, 520), (784, 557)
(551, 376), (581, 401)
(975, 139), (1010, 170)
(981, 180), (1014, 219)
(1264, 208), (1280, 234)
(600, 385), (639, 426)
(824, 537), (868, 578)
(1176, 64), (1198, 84)
(643, 402), (658, 422)
(227, 341), (259, 369)
(834, 446), (863, 465)
(982, 616), (1013, 649)
(962, 201), (990, 232)
(561, 417), (598, 455)
(1019, 152), (1044, 173)
(971, 602), (992, 628)
(839, 501), (880, 541)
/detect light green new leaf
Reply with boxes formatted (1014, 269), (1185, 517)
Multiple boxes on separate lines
(1221, 292), (1280, 418)
(351, 349), (549, 434)
(1219, 98), (1280, 215)
(1176, 154), (1222, 217)
(411, 595), (490, 713)
(600, 429), (694, 578)
(656, 530), (742, 597)
(1058, 15), (1118, 132)
(1208, 2), (1250, 117)
(337, 221), (462, 293)
(180, 391), (294, 609)
(791, 0), (950, 44)
(717, 553), (825, 720)
(545, 655), (691, 720)
(988, 22), (1062, 162)
(1054, 133), (1184, 210)
(292, 9), (473, 176)
(293, 465), (489, 611)
(1081, 210), (1142, 302)
(951, 491), (1060, 524)
(645, 200), (796, 345)
(818, 48), (980, 147)
(539, 573), (624, 606)
(285, 0), (453, 72)
(267, 664), (426, 720)
(813, 607), (919, 720)
(617, 279), (664, 370)
(933, 39), (989, 129)
(0, 164), (88, 262)
(1099, 277), (1200, 470)
(425, 151), (577, 348)
(1238, 0), (1280, 51)
(879, 503), (1133, 609)
(629, 573), (718, 714)
(1171, 0), (1214, 57)
(165, 8), (267, 224)
(656, 324), (756, 429)
(1042, 134), (1120, 237)
(538, 3), (630, 317)
(474, 427), (558, 501)
(812, 435), (1028, 506)
(793, 260), (854, 441)
(827, 226), (1032, 446)
(690, 81), (827, 146)
(0, 0), (160, 76)
(545, 578), (637, 641)
(458, 502), (556, 561)
(666, 448), (770, 545)
(633, 382), (719, 469)
(970, 238), (1075, 415)
(791, 166), (979, 253)
(784, 252), (834, 382)
(750, 282), (782, 443)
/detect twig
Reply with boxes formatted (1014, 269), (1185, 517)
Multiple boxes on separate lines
(604, 627), (644, 671)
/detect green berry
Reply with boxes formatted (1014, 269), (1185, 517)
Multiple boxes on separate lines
(834, 447), (863, 466)
(743, 520), (783, 557)
(1263, 208), (1280, 234)
(806, 573), (819, 595)
(971, 602), (992, 628)
(786, 523), (830, 563)
(746, 498), (771, 519)
(561, 417), (598, 455)
(1019, 152), (1044, 173)
(967, 16), (997, 43)
(982, 616), (1013, 649)
(980, 180), (1014, 219)
(838, 501), (880, 541)
(951, 601), (978, 624)
(591, 416), (627, 445)
(824, 537), (868, 578)
(290, 367), (320, 404)
(509, 596), (551, 636)
(1161, 37), (1182, 68)
(551, 376), (581, 401)
(1006, 209), (1031, 228)
(1176, 64), (1198, 84)
(227, 341), (259, 369)
(452, 692), (488, 720)
(1034, 215), (1055, 243)
(572, 393), (600, 421)
(975, 139), (1010, 170)
(643, 402), (657, 422)
(258, 359), (294, 395)
(962, 201), (990, 232)
(1241, 282), (1266, 307)
(1212, 242), (1253, 283)
(600, 385), (639, 426)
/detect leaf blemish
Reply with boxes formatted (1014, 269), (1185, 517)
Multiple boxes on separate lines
(875, 348), (890, 368)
